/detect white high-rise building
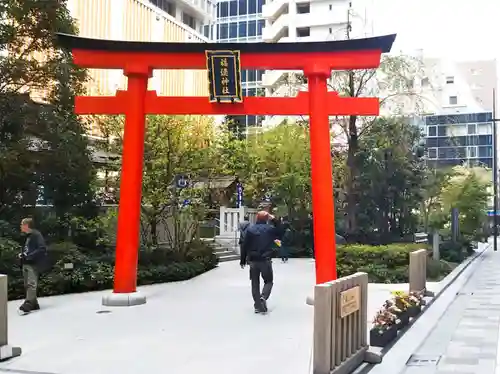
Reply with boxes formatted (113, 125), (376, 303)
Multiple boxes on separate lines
(385, 54), (498, 117)
(260, 0), (374, 127)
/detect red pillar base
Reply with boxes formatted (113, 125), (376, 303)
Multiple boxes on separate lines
(102, 291), (146, 307)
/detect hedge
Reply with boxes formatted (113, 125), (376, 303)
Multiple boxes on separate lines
(0, 237), (218, 300)
(286, 242), (458, 283)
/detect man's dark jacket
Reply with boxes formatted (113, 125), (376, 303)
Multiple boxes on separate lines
(22, 230), (48, 270)
(240, 219), (283, 265)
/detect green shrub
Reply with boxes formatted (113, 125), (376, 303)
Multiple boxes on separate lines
(336, 243), (451, 283)
(439, 240), (470, 263)
(1, 239), (218, 300)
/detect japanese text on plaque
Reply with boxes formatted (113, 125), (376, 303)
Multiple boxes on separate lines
(206, 50), (242, 103)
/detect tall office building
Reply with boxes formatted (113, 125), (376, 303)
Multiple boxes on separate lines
(205, 0), (266, 130)
(260, 0), (374, 127)
(64, 0), (214, 135)
(410, 58), (498, 169)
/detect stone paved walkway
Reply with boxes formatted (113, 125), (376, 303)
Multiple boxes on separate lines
(400, 248), (500, 374)
(0, 259), (442, 374)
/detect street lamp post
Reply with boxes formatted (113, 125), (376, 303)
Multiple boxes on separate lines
(493, 89), (498, 251)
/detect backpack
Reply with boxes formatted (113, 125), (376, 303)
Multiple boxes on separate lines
(238, 222), (250, 245)
(282, 228), (293, 246)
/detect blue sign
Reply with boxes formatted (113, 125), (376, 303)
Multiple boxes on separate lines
(206, 50), (243, 103)
(451, 207), (459, 242)
(174, 174), (189, 189)
(236, 182), (243, 208)
(488, 210), (500, 216)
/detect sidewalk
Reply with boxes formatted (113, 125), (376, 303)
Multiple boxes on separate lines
(399, 247), (500, 374)
(0, 259), (442, 374)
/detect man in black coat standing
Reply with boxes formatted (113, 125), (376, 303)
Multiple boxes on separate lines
(240, 211), (283, 313)
(19, 218), (48, 314)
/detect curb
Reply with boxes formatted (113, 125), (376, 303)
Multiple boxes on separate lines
(357, 243), (490, 374)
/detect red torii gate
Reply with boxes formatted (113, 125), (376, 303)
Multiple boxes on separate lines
(57, 33), (395, 306)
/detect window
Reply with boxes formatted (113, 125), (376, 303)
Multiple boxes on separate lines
(329, 4), (333, 10)
(467, 146), (477, 158)
(248, 20), (257, 36)
(467, 124), (477, 134)
(421, 77), (429, 87)
(219, 1), (229, 17)
(428, 148), (437, 159)
(437, 126), (446, 136)
(478, 146), (493, 158)
(478, 135), (493, 145)
(257, 20), (264, 35)
(329, 27), (333, 34)
(257, 0), (264, 13)
(297, 3), (310, 13)
(426, 138), (438, 147)
(219, 23), (229, 39)
(449, 96), (458, 105)
(150, 0), (175, 16)
(248, 0), (257, 14)
(228, 22), (238, 38)
(428, 126), (437, 136)
(445, 76), (454, 84)
(478, 123), (492, 135)
(238, 21), (247, 37)
(182, 12), (196, 29)
(238, 0), (247, 15)
(297, 27), (310, 37)
(229, 0), (237, 16)
(248, 70), (256, 82)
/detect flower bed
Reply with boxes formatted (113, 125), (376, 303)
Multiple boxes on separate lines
(370, 291), (426, 348)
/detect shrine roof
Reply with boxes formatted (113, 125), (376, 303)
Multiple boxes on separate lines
(56, 33), (396, 54)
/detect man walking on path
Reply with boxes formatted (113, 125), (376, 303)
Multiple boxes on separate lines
(238, 214), (251, 255)
(19, 218), (48, 314)
(240, 211), (283, 313)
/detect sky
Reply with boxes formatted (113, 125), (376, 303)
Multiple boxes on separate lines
(365, 0), (500, 61)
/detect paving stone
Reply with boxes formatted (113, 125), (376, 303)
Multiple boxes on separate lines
(398, 249), (500, 374)
(441, 357), (479, 365)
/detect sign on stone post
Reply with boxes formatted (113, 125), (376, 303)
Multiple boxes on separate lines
(339, 286), (360, 318)
(0, 274), (22, 361)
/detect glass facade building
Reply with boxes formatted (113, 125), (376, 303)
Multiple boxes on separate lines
(424, 112), (494, 169)
(204, 0), (265, 128)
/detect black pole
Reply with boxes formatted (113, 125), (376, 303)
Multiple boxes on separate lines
(493, 88), (498, 251)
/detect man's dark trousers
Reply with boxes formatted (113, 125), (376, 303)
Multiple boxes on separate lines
(249, 260), (273, 309)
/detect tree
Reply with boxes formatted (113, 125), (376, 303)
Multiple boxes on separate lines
(99, 115), (216, 246)
(329, 55), (423, 236)
(419, 168), (451, 232)
(0, 0), (95, 218)
(350, 117), (426, 243)
(430, 165), (491, 242)
(0, 94), (39, 219)
(244, 124), (312, 218)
